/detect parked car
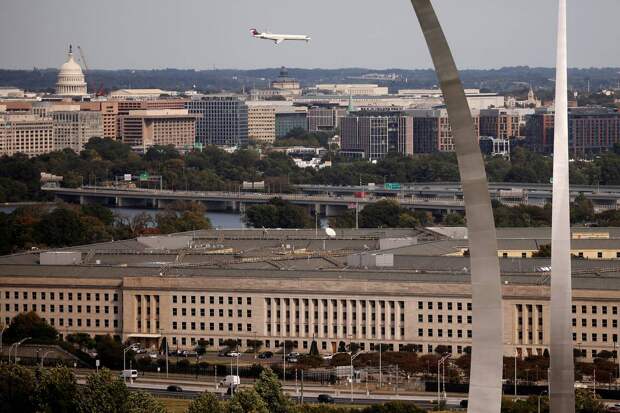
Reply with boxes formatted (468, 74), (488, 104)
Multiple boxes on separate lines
(321, 353), (333, 360)
(257, 351), (273, 359)
(318, 394), (335, 404)
(226, 351), (241, 357)
(166, 385), (183, 392)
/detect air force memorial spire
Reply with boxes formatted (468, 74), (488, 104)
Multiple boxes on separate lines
(408, 1), (504, 412)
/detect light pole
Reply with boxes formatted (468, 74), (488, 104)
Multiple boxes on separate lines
(379, 343), (382, 388)
(282, 341), (286, 385)
(350, 351), (364, 402)
(12, 337), (31, 364)
(41, 349), (55, 368)
(0, 325), (6, 355)
(515, 350), (518, 397)
(437, 354), (451, 409)
(123, 343), (139, 381)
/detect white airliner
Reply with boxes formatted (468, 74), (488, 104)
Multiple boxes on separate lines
(250, 29), (311, 45)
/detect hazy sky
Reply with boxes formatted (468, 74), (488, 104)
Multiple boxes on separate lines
(1, 0), (619, 70)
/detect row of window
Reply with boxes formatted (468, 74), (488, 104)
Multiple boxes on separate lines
(4, 291), (119, 302)
(419, 314), (471, 324)
(172, 295), (252, 306)
(418, 328), (472, 339)
(574, 332), (618, 343)
(267, 310), (405, 323)
(572, 305), (618, 315)
(172, 321), (252, 333)
(4, 303), (119, 315)
(572, 318), (618, 328)
(172, 308), (252, 318)
(1, 316), (119, 329)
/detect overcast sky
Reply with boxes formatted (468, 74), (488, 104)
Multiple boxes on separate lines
(1, 0), (618, 70)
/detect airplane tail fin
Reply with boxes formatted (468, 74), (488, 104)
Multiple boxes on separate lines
(250, 28), (258, 36)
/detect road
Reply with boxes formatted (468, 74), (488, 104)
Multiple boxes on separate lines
(76, 374), (464, 408)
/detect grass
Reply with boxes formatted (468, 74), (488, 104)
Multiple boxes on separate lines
(157, 397), (191, 413)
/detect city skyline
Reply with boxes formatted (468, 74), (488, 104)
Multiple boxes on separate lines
(1, 0), (620, 70)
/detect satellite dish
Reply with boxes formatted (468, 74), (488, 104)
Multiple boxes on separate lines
(325, 228), (336, 238)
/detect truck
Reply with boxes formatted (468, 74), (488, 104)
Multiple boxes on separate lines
(219, 375), (240, 388)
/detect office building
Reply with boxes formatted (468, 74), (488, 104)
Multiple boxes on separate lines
(0, 114), (54, 157)
(185, 95), (248, 147)
(275, 106), (308, 139)
(307, 106), (346, 132)
(314, 84), (389, 96)
(408, 109), (480, 153)
(119, 109), (200, 151)
(479, 109), (522, 141)
(246, 102), (277, 144)
(50, 109), (103, 153)
(340, 110), (413, 159)
(526, 107), (620, 155)
(3, 227), (620, 361)
(479, 136), (511, 159)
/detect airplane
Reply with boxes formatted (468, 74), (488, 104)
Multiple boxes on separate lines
(250, 29), (311, 45)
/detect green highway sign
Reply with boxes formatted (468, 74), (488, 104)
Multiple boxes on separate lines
(139, 172), (150, 181)
(384, 183), (401, 190)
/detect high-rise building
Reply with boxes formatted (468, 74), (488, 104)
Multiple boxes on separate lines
(479, 109), (522, 141)
(0, 114), (54, 157)
(340, 110), (413, 159)
(307, 106), (346, 132)
(185, 95), (248, 147)
(526, 107), (620, 155)
(408, 109), (480, 153)
(119, 109), (200, 151)
(55, 46), (87, 97)
(50, 109), (103, 153)
(275, 106), (308, 139)
(246, 101), (277, 144)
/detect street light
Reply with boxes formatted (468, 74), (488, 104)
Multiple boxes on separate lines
(350, 350), (364, 402)
(0, 325), (7, 354)
(40, 349), (55, 368)
(11, 337), (31, 364)
(437, 354), (451, 409)
(123, 343), (139, 380)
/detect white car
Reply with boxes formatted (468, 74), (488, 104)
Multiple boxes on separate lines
(322, 353), (334, 360)
(226, 351), (241, 357)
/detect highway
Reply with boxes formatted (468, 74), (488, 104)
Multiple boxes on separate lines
(43, 181), (620, 214)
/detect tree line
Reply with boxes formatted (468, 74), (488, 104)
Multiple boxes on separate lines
(0, 201), (211, 255)
(4, 137), (620, 204)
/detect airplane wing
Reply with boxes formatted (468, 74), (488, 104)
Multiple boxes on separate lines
(275, 38), (284, 45)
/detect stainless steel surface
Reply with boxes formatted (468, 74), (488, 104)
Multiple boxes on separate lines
(550, 0), (575, 410)
(408, 1), (503, 412)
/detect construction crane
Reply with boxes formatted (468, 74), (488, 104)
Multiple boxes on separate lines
(77, 45), (106, 96)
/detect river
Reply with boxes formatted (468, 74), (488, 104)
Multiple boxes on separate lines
(0, 206), (247, 229)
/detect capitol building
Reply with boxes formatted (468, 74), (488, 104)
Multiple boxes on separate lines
(55, 45), (87, 97)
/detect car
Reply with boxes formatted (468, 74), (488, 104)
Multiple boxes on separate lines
(321, 353), (333, 360)
(258, 351), (273, 359)
(166, 385), (183, 392)
(148, 352), (158, 360)
(286, 357), (298, 363)
(226, 351), (241, 357)
(317, 394), (335, 404)
(287, 352), (300, 358)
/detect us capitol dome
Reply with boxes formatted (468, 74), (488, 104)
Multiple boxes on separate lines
(55, 45), (87, 97)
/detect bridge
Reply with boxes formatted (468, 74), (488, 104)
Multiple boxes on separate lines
(43, 182), (620, 217)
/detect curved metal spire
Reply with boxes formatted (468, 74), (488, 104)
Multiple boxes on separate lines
(408, 1), (503, 412)
(550, 0), (575, 411)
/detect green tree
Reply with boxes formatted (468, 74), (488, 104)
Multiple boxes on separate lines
(36, 367), (79, 413)
(360, 401), (425, 413)
(253, 368), (292, 413)
(67, 332), (96, 350)
(124, 391), (166, 413)
(187, 392), (226, 413)
(4, 311), (58, 344)
(228, 388), (269, 413)
(0, 364), (38, 413)
(94, 335), (131, 370)
(34, 207), (86, 247)
(444, 213), (465, 226)
(309, 340), (319, 357)
(359, 200), (401, 228)
(571, 194), (595, 223)
(244, 198), (312, 229)
(76, 369), (129, 413)
(575, 388), (606, 413)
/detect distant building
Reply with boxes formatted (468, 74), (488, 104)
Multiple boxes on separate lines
(246, 101), (277, 144)
(408, 109), (480, 153)
(526, 107), (620, 155)
(479, 109), (522, 141)
(0, 87), (25, 98)
(314, 84), (389, 96)
(250, 67), (301, 100)
(119, 109), (199, 151)
(0, 114), (54, 157)
(275, 106), (308, 139)
(307, 106), (346, 132)
(109, 89), (177, 100)
(340, 110), (413, 160)
(50, 108), (103, 153)
(185, 95), (248, 147)
(55, 46), (87, 97)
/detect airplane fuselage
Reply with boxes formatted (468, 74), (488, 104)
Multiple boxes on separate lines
(251, 30), (310, 44)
